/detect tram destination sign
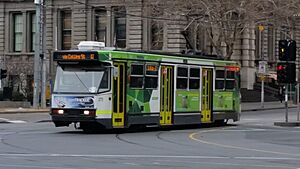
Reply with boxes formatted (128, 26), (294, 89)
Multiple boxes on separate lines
(53, 51), (99, 61)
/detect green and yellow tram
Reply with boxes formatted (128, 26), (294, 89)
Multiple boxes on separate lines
(50, 47), (241, 131)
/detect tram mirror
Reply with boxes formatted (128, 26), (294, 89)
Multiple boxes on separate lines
(113, 67), (119, 78)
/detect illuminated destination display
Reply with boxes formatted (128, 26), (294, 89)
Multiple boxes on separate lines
(53, 51), (99, 61)
(146, 65), (157, 71)
(146, 65), (158, 75)
(225, 66), (240, 72)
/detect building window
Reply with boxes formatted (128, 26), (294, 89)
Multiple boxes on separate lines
(30, 13), (36, 52)
(61, 10), (72, 50)
(113, 6), (126, 48)
(13, 13), (23, 52)
(150, 7), (164, 50)
(95, 9), (107, 44)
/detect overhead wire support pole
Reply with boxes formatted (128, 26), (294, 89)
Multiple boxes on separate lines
(297, 83), (299, 121)
(33, 0), (42, 108)
(297, 46), (300, 122)
(40, 0), (46, 108)
(285, 84), (288, 123)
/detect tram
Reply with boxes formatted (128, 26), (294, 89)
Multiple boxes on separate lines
(50, 42), (241, 131)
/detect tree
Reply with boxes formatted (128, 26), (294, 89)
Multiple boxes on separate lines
(1, 55), (34, 101)
(151, 0), (300, 60)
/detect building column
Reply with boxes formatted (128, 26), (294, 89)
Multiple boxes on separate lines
(239, 25), (256, 90)
(0, 2), (4, 57)
(72, 0), (87, 48)
(166, 17), (186, 53)
(127, 0), (143, 50)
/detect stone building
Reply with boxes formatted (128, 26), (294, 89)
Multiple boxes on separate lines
(0, 0), (299, 101)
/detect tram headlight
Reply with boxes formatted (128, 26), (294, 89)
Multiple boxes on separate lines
(83, 110), (90, 115)
(52, 109), (64, 115)
(58, 109), (64, 115)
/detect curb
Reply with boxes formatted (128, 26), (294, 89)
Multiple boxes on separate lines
(0, 109), (50, 114)
(274, 121), (300, 127)
(242, 105), (298, 112)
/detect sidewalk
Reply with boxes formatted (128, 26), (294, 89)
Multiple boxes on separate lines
(0, 107), (49, 114)
(241, 101), (298, 112)
(0, 101), (298, 114)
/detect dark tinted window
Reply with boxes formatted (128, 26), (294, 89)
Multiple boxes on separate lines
(189, 79), (200, 89)
(227, 71), (235, 79)
(178, 67), (188, 77)
(225, 80), (235, 89)
(190, 68), (200, 77)
(216, 80), (224, 89)
(131, 65), (144, 75)
(145, 77), (158, 88)
(216, 70), (225, 78)
(130, 77), (143, 88)
(177, 78), (188, 89)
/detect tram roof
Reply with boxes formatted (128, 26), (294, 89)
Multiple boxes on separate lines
(53, 49), (240, 67)
(98, 50), (239, 66)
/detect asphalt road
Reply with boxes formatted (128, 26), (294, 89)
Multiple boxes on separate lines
(0, 109), (299, 169)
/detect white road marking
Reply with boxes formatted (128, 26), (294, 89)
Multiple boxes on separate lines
(0, 153), (228, 159)
(7, 120), (26, 123)
(0, 153), (298, 160)
(0, 164), (74, 169)
(0, 132), (15, 135)
(0, 118), (26, 124)
(189, 131), (300, 157)
(123, 162), (139, 166)
(157, 159), (296, 169)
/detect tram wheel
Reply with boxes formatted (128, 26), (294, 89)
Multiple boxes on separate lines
(80, 122), (104, 133)
(214, 119), (228, 126)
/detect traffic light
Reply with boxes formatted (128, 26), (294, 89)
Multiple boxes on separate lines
(279, 39), (296, 61)
(0, 69), (7, 79)
(277, 62), (296, 83)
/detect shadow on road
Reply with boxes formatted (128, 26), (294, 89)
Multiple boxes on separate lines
(56, 123), (237, 135)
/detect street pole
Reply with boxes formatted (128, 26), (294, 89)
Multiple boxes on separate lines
(40, 0), (46, 108)
(258, 61), (267, 109)
(297, 83), (300, 121)
(33, 0), (41, 108)
(285, 84), (289, 123)
(261, 77), (264, 108)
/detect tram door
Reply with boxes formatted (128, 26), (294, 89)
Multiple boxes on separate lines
(160, 66), (173, 125)
(201, 68), (213, 123)
(112, 63), (126, 128)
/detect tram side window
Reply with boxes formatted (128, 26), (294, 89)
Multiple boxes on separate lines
(189, 68), (200, 89)
(145, 65), (158, 89)
(225, 71), (235, 90)
(177, 67), (188, 89)
(130, 64), (159, 89)
(215, 70), (225, 90)
(215, 70), (236, 90)
(130, 64), (144, 88)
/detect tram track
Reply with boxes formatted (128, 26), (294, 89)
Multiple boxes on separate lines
(115, 132), (170, 150)
(115, 129), (209, 155)
(155, 131), (193, 147)
(0, 131), (44, 154)
(189, 126), (300, 158)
